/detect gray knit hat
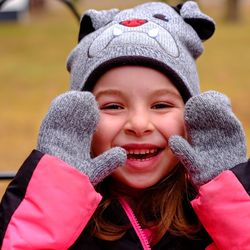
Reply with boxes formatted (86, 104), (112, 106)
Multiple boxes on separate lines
(67, 1), (215, 101)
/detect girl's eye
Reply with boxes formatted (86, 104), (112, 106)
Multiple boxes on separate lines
(101, 103), (124, 110)
(153, 14), (169, 22)
(151, 102), (172, 109)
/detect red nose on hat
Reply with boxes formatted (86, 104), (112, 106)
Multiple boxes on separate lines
(120, 19), (148, 27)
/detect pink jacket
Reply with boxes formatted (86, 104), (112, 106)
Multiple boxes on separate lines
(1, 150), (250, 249)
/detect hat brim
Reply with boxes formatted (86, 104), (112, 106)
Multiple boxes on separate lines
(83, 56), (191, 103)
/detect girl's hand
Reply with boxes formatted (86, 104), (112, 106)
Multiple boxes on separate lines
(169, 91), (247, 187)
(37, 91), (126, 186)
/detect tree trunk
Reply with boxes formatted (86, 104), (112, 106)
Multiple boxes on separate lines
(29, 0), (46, 11)
(226, 0), (241, 22)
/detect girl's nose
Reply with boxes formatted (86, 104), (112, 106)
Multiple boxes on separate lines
(120, 19), (148, 27)
(124, 112), (154, 137)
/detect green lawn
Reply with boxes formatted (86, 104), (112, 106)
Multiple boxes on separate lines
(0, 1), (250, 196)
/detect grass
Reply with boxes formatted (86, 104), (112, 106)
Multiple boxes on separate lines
(0, 1), (250, 197)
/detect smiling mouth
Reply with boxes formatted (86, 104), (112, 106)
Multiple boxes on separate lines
(127, 148), (163, 160)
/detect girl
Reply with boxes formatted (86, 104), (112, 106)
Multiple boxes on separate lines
(1, 2), (250, 249)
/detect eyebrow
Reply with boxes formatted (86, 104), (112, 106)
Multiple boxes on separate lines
(94, 88), (181, 99)
(94, 89), (124, 99)
(150, 89), (181, 99)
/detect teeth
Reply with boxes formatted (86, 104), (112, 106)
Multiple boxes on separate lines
(113, 27), (123, 36)
(127, 149), (157, 155)
(148, 28), (159, 38)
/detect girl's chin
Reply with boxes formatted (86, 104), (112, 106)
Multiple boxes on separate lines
(109, 150), (178, 191)
(109, 178), (155, 198)
(111, 172), (162, 192)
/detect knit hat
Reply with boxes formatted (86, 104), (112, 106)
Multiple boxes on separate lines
(66, 1), (215, 102)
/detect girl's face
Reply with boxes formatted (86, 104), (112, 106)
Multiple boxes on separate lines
(92, 66), (186, 190)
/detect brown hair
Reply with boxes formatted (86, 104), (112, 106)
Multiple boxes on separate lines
(88, 164), (200, 244)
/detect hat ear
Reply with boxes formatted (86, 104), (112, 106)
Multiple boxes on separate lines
(78, 8), (119, 42)
(178, 1), (215, 41)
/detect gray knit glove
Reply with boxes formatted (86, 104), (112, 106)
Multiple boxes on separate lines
(37, 91), (127, 186)
(169, 91), (247, 187)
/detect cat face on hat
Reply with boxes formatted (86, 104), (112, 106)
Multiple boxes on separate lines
(67, 1), (215, 100)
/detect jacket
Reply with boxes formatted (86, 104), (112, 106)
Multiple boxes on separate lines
(1, 150), (250, 249)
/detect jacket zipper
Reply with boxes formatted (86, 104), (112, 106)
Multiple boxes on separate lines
(118, 196), (151, 250)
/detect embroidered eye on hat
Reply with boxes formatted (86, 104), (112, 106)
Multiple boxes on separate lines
(66, 1), (215, 102)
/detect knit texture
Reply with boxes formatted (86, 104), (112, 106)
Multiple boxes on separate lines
(169, 91), (247, 186)
(37, 91), (127, 186)
(67, 1), (215, 101)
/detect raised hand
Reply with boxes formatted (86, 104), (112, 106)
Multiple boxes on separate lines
(37, 91), (127, 186)
(169, 91), (247, 186)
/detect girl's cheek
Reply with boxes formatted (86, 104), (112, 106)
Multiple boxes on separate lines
(91, 115), (125, 155)
(156, 112), (186, 138)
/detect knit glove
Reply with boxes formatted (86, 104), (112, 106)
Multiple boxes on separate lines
(37, 91), (127, 186)
(169, 91), (247, 187)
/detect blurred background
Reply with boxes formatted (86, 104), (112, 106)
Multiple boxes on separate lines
(0, 0), (250, 197)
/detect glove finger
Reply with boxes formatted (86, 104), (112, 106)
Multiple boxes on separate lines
(184, 91), (246, 150)
(169, 135), (197, 171)
(184, 91), (231, 130)
(38, 91), (99, 155)
(41, 91), (99, 134)
(91, 147), (127, 185)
